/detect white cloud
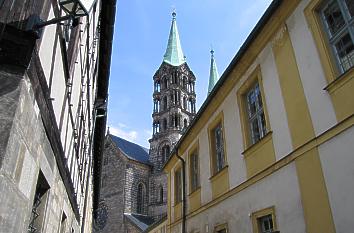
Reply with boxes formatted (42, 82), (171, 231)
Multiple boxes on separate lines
(108, 124), (151, 148)
(109, 126), (138, 142)
(118, 122), (128, 128)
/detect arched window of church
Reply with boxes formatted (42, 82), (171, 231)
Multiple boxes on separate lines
(184, 119), (188, 129)
(162, 118), (167, 131)
(159, 185), (163, 203)
(137, 183), (145, 214)
(161, 145), (170, 162)
(162, 77), (168, 89)
(183, 76), (187, 90)
(163, 96), (167, 110)
(183, 96), (187, 109)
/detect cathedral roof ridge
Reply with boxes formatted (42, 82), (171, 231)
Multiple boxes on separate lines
(163, 11), (186, 66)
(208, 49), (220, 95)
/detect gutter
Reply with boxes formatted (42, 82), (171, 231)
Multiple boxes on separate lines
(176, 149), (186, 233)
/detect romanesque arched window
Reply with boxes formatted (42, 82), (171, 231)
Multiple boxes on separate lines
(183, 96), (187, 109)
(161, 145), (170, 163)
(163, 96), (167, 110)
(183, 76), (187, 89)
(155, 80), (161, 92)
(159, 185), (164, 203)
(162, 77), (168, 89)
(162, 118), (167, 131)
(137, 183), (145, 214)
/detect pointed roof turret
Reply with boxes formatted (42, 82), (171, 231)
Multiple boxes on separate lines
(208, 49), (220, 94)
(163, 11), (186, 66)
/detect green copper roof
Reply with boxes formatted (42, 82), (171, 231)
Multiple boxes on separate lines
(163, 12), (186, 66)
(208, 49), (220, 94)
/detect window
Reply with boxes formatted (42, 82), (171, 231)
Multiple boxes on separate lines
(252, 207), (277, 233)
(320, 0), (354, 73)
(162, 118), (167, 131)
(246, 82), (267, 145)
(258, 215), (274, 233)
(214, 223), (228, 233)
(159, 185), (164, 203)
(175, 168), (182, 203)
(161, 145), (170, 163)
(137, 183), (145, 214)
(163, 96), (168, 111)
(211, 122), (226, 174)
(162, 77), (168, 89)
(189, 149), (200, 193)
(60, 212), (67, 233)
(28, 171), (50, 233)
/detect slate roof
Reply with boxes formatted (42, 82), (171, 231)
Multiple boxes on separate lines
(109, 134), (150, 165)
(124, 213), (155, 231)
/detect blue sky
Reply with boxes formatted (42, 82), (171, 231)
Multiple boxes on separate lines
(107, 0), (272, 148)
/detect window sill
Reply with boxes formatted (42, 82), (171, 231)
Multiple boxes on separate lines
(324, 67), (354, 94)
(209, 165), (229, 182)
(188, 187), (201, 197)
(173, 201), (182, 208)
(242, 131), (273, 157)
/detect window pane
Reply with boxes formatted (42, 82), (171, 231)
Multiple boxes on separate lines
(250, 118), (261, 143)
(335, 32), (354, 71)
(323, 1), (345, 36)
(214, 125), (225, 172)
(260, 112), (267, 136)
(259, 215), (274, 233)
(255, 84), (263, 109)
(345, 0), (354, 17)
(247, 91), (257, 118)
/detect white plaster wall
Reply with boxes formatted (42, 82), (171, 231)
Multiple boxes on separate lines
(221, 86), (247, 189)
(39, 8), (57, 84)
(287, 0), (337, 136)
(45, 33), (66, 123)
(259, 44), (293, 160)
(318, 126), (354, 233)
(173, 163), (306, 233)
(198, 126), (212, 205)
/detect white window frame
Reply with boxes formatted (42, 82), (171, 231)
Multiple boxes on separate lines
(320, 0), (354, 73)
(246, 82), (267, 145)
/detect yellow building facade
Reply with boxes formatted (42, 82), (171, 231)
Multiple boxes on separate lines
(161, 0), (354, 232)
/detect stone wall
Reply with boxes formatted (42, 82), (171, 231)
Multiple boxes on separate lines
(95, 136), (151, 232)
(0, 70), (79, 233)
(95, 138), (127, 233)
(125, 218), (142, 233)
(124, 160), (150, 215)
(148, 173), (167, 220)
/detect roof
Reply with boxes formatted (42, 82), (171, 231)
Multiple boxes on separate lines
(124, 213), (155, 231)
(208, 49), (220, 94)
(143, 215), (167, 232)
(164, 0), (283, 169)
(163, 12), (186, 66)
(110, 134), (150, 164)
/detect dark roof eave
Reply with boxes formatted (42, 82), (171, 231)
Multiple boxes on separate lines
(92, 0), (117, 212)
(163, 0), (283, 169)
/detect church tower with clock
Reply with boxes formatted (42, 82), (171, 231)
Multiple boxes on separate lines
(148, 11), (197, 219)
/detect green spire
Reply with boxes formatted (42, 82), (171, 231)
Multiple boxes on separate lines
(163, 11), (186, 66)
(208, 49), (220, 94)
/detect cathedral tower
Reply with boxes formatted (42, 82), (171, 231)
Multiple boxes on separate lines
(148, 12), (197, 219)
